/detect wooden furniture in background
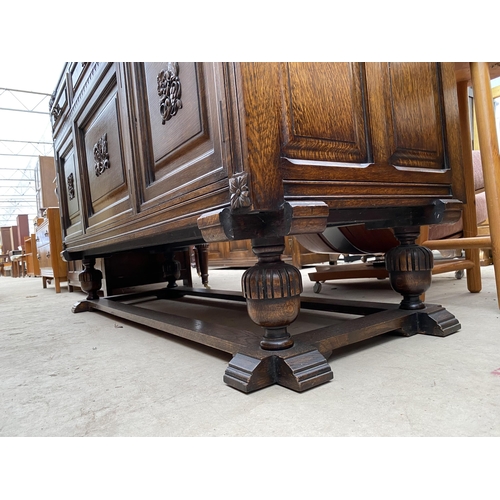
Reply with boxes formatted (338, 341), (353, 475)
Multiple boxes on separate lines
(51, 62), (466, 392)
(36, 207), (67, 293)
(208, 236), (330, 269)
(35, 156), (58, 216)
(421, 63), (500, 306)
(24, 234), (40, 277)
(9, 251), (25, 278)
(0, 226), (16, 254)
(16, 215), (30, 249)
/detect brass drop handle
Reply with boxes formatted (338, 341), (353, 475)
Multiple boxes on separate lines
(44, 231), (49, 237)
(46, 252), (50, 258)
(37, 253), (41, 260)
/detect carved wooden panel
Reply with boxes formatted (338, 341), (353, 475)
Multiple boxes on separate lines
(280, 62), (370, 163)
(64, 153), (80, 224)
(57, 134), (82, 240)
(78, 68), (131, 230)
(130, 62), (227, 210)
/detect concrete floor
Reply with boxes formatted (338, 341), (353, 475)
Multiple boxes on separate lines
(1, 262), (499, 437)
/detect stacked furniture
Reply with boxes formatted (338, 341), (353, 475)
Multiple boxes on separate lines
(36, 207), (67, 293)
(24, 233), (41, 277)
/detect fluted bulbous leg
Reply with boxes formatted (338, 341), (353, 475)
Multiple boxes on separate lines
(385, 227), (433, 310)
(79, 257), (103, 300)
(241, 237), (302, 350)
(162, 251), (181, 288)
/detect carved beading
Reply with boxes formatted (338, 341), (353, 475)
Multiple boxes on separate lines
(157, 63), (183, 124)
(93, 133), (110, 177)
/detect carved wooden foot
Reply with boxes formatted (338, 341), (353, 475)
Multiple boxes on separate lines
(71, 300), (93, 313)
(241, 238), (302, 350)
(224, 349), (333, 393)
(78, 257), (102, 300)
(386, 227), (433, 310)
(417, 305), (461, 337)
(224, 354), (276, 392)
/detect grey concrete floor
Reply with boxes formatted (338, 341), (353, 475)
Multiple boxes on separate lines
(1, 262), (499, 437)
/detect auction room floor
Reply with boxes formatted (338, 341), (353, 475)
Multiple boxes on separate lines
(1, 263), (499, 437)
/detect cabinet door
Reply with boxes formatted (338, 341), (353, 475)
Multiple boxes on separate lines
(127, 62), (228, 215)
(37, 242), (52, 273)
(366, 62), (447, 170)
(56, 132), (82, 240)
(280, 62), (462, 206)
(75, 63), (132, 231)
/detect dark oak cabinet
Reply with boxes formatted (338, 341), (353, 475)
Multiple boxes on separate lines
(51, 62), (465, 393)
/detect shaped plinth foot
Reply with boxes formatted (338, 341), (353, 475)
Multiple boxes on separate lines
(224, 349), (333, 393)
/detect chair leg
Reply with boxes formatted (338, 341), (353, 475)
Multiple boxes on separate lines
(457, 79), (482, 293)
(471, 62), (500, 307)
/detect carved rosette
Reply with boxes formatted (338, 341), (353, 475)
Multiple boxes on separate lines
(49, 92), (61, 123)
(229, 172), (252, 210)
(94, 133), (110, 177)
(67, 173), (75, 200)
(157, 62), (182, 124)
(242, 240), (302, 350)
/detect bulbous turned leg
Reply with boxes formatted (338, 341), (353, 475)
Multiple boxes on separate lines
(79, 257), (103, 300)
(241, 237), (302, 350)
(162, 251), (181, 288)
(195, 243), (210, 288)
(385, 227), (433, 310)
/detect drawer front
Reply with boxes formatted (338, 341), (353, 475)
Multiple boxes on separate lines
(36, 223), (50, 248)
(37, 242), (52, 269)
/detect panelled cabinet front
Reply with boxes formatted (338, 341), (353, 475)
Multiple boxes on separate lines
(276, 62), (464, 209)
(126, 62), (228, 211)
(53, 62), (230, 257)
(52, 62), (464, 259)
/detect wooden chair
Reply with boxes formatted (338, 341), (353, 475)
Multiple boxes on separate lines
(422, 63), (500, 306)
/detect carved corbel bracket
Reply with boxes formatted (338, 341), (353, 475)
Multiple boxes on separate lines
(197, 200), (329, 243)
